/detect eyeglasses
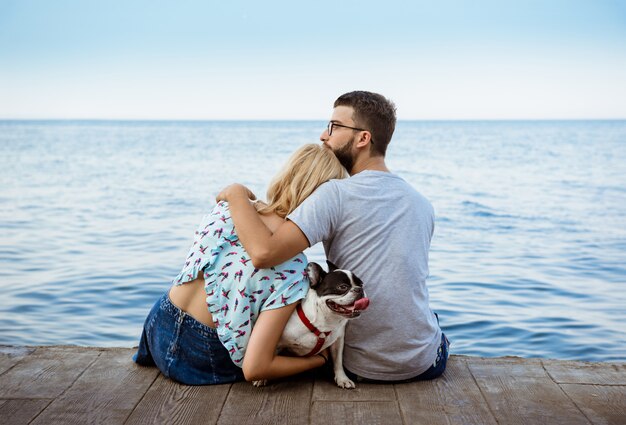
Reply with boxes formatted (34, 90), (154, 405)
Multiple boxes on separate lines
(327, 121), (368, 137)
(327, 121), (375, 144)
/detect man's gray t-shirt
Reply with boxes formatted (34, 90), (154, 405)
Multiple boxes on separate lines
(288, 170), (441, 380)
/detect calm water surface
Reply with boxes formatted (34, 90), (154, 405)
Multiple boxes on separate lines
(1, 120), (625, 362)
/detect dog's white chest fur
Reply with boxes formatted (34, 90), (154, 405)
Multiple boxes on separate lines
(278, 296), (347, 356)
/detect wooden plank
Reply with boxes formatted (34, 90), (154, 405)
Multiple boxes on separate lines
(467, 357), (591, 425)
(0, 346), (36, 375)
(0, 347), (622, 425)
(0, 399), (51, 425)
(0, 347), (98, 398)
(218, 377), (313, 425)
(31, 348), (158, 425)
(559, 384), (626, 425)
(312, 378), (396, 402)
(125, 374), (231, 424)
(395, 356), (498, 425)
(311, 401), (403, 425)
(542, 359), (626, 385)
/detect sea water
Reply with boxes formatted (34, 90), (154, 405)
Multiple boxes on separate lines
(0, 120), (624, 362)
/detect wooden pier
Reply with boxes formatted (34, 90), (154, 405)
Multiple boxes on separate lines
(0, 346), (624, 424)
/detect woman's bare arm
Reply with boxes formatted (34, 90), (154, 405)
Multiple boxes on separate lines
(242, 303), (326, 381)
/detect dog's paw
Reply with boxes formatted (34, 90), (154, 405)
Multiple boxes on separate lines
(334, 375), (356, 389)
(252, 379), (268, 387)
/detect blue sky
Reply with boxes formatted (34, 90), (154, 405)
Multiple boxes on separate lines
(1, 0), (625, 119)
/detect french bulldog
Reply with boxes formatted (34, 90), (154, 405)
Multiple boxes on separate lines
(254, 261), (370, 389)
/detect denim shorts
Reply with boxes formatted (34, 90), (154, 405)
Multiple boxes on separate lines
(133, 291), (244, 385)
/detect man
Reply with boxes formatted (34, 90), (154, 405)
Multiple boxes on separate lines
(217, 91), (448, 382)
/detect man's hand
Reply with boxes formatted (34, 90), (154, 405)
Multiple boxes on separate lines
(216, 183), (257, 203)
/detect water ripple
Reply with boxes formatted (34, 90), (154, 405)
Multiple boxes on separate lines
(1, 120), (625, 361)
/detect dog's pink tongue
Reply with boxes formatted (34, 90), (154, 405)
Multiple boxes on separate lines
(354, 298), (370, 311)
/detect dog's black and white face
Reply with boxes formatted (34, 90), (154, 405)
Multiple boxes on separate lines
(307, 261), (369, 318)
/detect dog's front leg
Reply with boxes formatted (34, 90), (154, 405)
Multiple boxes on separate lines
(330, 333), (355, 389)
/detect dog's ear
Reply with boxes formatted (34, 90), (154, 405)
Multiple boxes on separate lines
(326, 260), (339, 272)
(306, 262), (326, 287)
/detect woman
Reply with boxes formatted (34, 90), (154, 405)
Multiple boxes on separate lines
(133, 144), (346, 385)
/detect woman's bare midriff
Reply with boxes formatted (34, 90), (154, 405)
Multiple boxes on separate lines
(169, 278), (216, 328)
(168, 209), (285, 330)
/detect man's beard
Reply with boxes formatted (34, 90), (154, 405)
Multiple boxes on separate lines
(333, 139), (355, 173)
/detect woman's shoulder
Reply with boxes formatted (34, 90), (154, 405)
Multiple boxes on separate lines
(212, 200), (230, 216)
(200, 201), (235, 231)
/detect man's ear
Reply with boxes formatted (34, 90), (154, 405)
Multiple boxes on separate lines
(326, 260), (339, 272)
(355, 131), (372, 148)
(307, 262), (326, 287)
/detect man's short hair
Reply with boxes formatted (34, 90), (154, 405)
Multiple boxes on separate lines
(334, 91), (397, 156)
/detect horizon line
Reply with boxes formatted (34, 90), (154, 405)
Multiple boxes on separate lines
(1, 117), (626, 122)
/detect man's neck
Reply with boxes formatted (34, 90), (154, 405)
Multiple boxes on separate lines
(350, 155), (389, 176)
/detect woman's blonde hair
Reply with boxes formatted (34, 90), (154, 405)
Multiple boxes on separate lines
(257, 144), (347, 218)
